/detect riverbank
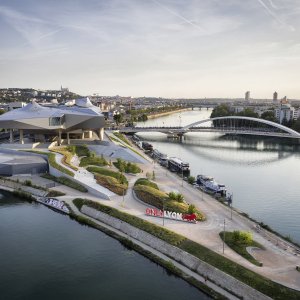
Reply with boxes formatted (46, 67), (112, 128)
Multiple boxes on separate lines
(147, 108), (191, 119)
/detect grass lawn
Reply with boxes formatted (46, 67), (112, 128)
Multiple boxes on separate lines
(113, 132), (131, 146)
(67, 145), (89, 157)
(219, 231), (265, 266)
(79, 157), (108, 167)
(134, 178), (159, 190)
(73, 198), (186, 245)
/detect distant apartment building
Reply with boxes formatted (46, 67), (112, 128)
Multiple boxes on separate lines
(273, 92), (278, 103)
(245, 91), (250, 101)
(8, 102), (26, 111)
(274, 101), (294, 124)
(32, 91), (38, 97)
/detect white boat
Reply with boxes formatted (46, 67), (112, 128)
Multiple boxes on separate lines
(168, 157), (190, 174)
(153, 149), (168, 163)
(196, 175), (226, 196)
(42, 198), (70, 213)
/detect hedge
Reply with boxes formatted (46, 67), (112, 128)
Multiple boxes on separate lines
(86, 167), (128, 185)
(50, 148), (78, 171)
(134, 178), (159, 190)
(113, 132), (131, 145)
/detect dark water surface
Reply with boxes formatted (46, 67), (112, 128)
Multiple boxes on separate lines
(137, 109), (300, 244)
(0, 191), (209, 300)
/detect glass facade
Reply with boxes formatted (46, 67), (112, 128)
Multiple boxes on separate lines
(49, 115), (65, 126)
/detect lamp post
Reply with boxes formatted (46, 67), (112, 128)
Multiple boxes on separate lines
(163, 198), (165, 227)
(230, 192), (233, 220)
(182, 168), (183, 187)
(223, 219), (226, 254)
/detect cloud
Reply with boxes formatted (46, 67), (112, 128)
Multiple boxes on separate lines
(151, 0), (206, 32)
(16, 29), (62, 48)
(256, 0), (286, 25)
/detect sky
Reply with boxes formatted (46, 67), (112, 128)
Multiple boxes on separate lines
(0, 0), (300, 99)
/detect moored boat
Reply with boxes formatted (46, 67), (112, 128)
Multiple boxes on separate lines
(196, 175), (226, 196)
(142, 141), (153, 151)
(42, 198), (70, 214)
(168, 157), (190, 174)
(153, 149), (168, 163)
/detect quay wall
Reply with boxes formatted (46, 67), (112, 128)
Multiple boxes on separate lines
(0, 180), (47, 197)
(82, 205), (272, 300)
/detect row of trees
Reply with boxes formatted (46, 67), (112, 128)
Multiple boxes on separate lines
(210, 104), (300, 132)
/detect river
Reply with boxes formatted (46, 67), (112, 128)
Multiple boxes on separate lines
(136, 108), (300, 244)
(0, 191), (209, 300)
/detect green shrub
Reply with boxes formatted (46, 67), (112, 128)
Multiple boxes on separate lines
(83, 144), (87, 149)
(79, 157), (108, 167)
(87, 151), (91, 157)
(168, 191), (177, 200)
(87, 167), (128, 185)
(176, 193), (184, 203)
(24, 180), (32, 186)
(152, 171), (156, 181)
(134, 178), (159, 190)
(113, 158), (141, 174)
(188, 204), (197, 214)
(187, 176), (195, 184)
(92, 151), (95, 157)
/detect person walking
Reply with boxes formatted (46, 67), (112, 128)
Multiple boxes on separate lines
(204, 277), (207, 283)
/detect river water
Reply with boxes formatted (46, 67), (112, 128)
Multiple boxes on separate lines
(0, 191), (208, 300)
(136, 109), (300, 244)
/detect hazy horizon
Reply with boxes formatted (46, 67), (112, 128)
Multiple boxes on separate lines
(1, 0), (300, 99)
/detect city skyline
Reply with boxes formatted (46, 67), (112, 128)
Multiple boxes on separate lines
(0, 0), (300, 98)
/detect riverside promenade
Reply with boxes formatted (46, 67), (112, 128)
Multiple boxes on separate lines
(8, 135), (300, 292)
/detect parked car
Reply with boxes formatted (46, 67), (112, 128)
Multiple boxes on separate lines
(193, 183), (200, 188)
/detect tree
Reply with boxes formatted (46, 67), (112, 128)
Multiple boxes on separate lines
(152, 171), (156, 181)
(113, 113), (123, 125)
(168, 191), (176, 200)
(109, 159), (112, 168)
(292, 117), (300, 133)
(188, 204), (197, 214)
(232, 230), (241, 244)
(83, 143), (87, 149)
(146, 172), (151, 180)
(0, 108), (7, 115)
(176, 193), (184, 203)
(187, 176), (195, 184)
(240, 230), (253, 244)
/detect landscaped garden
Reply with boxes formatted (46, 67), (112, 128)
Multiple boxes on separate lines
(133, 177), (206, 221)
(72, 197), (300, 300)
(113, 157), (141, 174)
(86, 166), (128, 195)
(219, 230), (265, 266)
(79, 154), (108, 167)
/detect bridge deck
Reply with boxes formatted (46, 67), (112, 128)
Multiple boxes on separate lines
(119, 127), (300, 139)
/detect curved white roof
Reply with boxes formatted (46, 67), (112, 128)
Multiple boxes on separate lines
(75, 97), (94, 108)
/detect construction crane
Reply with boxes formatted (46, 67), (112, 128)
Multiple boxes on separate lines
(93, 93), (99, 103)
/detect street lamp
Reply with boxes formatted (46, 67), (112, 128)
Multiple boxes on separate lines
(163, 198), (165, 227)
(223, 219), (226, 254)
(230, 192), (233, 220)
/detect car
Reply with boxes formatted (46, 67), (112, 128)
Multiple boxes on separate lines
(193, 183), (200, 188)
(183, 177), (188, 181)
